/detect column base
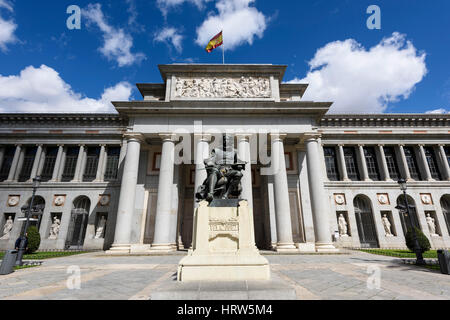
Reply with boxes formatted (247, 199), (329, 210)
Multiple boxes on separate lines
(150, 243), (177, 253)
(275, 242), (298, 253)
(296, 243), (316, 253)
(105, 244), (131, 255)
(315, 242), (339, 253)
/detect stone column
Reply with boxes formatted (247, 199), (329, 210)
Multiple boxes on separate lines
(71, 145), (85, 183)
(108, 134), (143, 253)
(377, 145), (391, 181)
(438, 145), (450, 181)
(13, 147), (25, 181)
(337, 145), (349, 181)
(29, 145), (43, 181)
(0, 147), (5, 172)
(419, 145), (433, 181)
(270, 134), (296, 252)
(50, 145), (64, 182)
(193, 134), (211, 209)
(118, 140), (128, 180)
(95, 145), (106, 182)
(236, 133), (253, 209)
(358, 145), (370, 181)
(151, 134), (177, 252)
(398, 145), (411, 181)
(56, 146), (67, 182)
(6, 145), (21, 182)
(304, 133), (338, 252)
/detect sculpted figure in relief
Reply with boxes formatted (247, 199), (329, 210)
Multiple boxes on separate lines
(176, 76), (270, 98)
(382, 214), (393, 236)
(0, 216), (14, 240)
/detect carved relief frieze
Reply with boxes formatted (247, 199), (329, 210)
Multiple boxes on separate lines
(175, 75), (271, 99)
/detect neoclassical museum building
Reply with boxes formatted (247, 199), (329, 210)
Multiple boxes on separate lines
(0, 64), (449, 253)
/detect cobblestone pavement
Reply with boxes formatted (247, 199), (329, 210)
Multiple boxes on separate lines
(1, 251), (449, 300)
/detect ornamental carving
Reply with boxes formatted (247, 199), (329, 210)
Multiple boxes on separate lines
(7, 195), (20, 207)
(334, 194), (346, 205)
(209, 218), (239, 240)
(99, 195), (111, 206)
(53, 195), (66, 207)
(175, 76), (271, 99)
(420, 193), (432, 205)
(377, 193), (389, 205)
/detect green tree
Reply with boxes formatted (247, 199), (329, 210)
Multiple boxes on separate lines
(26, 226), (41, 254)
(405, 227), (431, 253)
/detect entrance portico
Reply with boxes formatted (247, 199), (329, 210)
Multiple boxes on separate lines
(107, 64), (336, 254)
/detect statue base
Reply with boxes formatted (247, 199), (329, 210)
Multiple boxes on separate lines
(177, 200), (270, 282)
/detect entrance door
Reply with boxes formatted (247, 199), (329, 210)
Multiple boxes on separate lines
(354, 196), (379, 248)
(66, 197), (90, 250)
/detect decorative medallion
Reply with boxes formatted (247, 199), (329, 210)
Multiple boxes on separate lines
(377, 193), (390, 205)
(175, 76), (271, 99)
(420, 193), (433, 205)
(7, 195), (20, 207)
(99, 194), (111, 206)
(53, 195), (66, 207)
(334, 194), (346, 205)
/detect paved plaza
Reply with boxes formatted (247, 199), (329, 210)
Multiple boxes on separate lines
(1, 251), (449, 300)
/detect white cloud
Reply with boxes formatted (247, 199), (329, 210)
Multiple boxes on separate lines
(154, 27), (183, 53)
(0, 0), (17, 51)
(289, 32), (427, 114)
(425, 108), (449, 114)
(83, 3), (145, 67)
(195, 0), (266, 51)
(157, 0), (211, 16)
(0, 65), (133, 113)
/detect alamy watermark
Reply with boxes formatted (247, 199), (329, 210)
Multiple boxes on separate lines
(366, 5), (381, 30)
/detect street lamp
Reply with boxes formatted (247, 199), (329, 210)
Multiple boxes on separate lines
(395, 179), (426, 265)
(16, 176), (41, 266)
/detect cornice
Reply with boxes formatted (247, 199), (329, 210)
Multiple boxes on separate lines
(0, 113), (128, 127)
(320, 114), (450, 128)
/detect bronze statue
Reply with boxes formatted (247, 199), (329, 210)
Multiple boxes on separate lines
(196, 134), (246, 203)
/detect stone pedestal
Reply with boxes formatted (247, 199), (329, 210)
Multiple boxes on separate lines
(177, 200), (270, 282)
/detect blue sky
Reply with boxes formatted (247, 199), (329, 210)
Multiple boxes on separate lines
(0, 0), (448, 114)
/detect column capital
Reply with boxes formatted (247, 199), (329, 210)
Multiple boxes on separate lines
(338, 144), (345, 147)
(159, 133), (178, 142)
(124, 132), (145, 143)
(269, 133), (287, 143)
(438, 144), (445, 148)
(358, 144), (365, 148)
(300, 132), (321, 144)
(377, 144), (385, 147)
(235, 132), (255, 141)
(193, 133), (212, 142)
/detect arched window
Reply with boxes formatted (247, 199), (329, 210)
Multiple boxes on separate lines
(66, 196), (91, 249)
(24, 196), (45, 231)
(353, 195), (378, 248)
(396, 195), (420, 236)
(441, 195), (450, 236)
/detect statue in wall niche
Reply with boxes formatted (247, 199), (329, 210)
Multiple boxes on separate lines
(338, 214), (348, 237)
(196, 134), (246, 203)
(426, 213), (438, 236)
(382, 214), (393, 236)
(95, 216), (106, 239)
(48, 216), (61, 240)
(0, 216), (14, 240)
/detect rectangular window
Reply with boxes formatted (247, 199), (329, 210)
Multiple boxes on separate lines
(323, 147), (340, 181)
(0, 146), (16, 182)
(83, 147), (100, 182)
(104, 147), (121, 181)
(424, 147), (442, 180)
(62, 147), (80, 182)
(384, 147), (400, 180)
(364, 147), (380, 181)
(403, 147), (421, 180)
(18, 147), (37, 182)
(343, 147), (360, 181)
(41, 147), (58, 182)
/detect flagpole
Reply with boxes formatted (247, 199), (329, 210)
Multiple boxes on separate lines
(222, 31), (225, 64)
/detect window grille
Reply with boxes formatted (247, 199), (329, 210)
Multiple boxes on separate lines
(62, 147), (80, 182)
(83, 147), (100, 182)
(343, 147), (360, 181)
(18, 147), (37, 182)
(384, 147), (400, 180)
(41, 147), (58, 182)
(104, 147), (120, 181)
(403, 147), (421, 180)
(424, 147), (442, 180)
(363, 147), (380, 181)
(0, 146), (16, 181)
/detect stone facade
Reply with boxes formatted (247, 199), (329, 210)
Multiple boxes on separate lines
(0, 64), (449, 252)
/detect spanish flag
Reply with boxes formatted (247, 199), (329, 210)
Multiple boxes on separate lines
(205, 31), (223, 53)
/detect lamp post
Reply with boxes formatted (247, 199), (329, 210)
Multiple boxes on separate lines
(395, 179), (426, 265)
(16, 177), (41, 266)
